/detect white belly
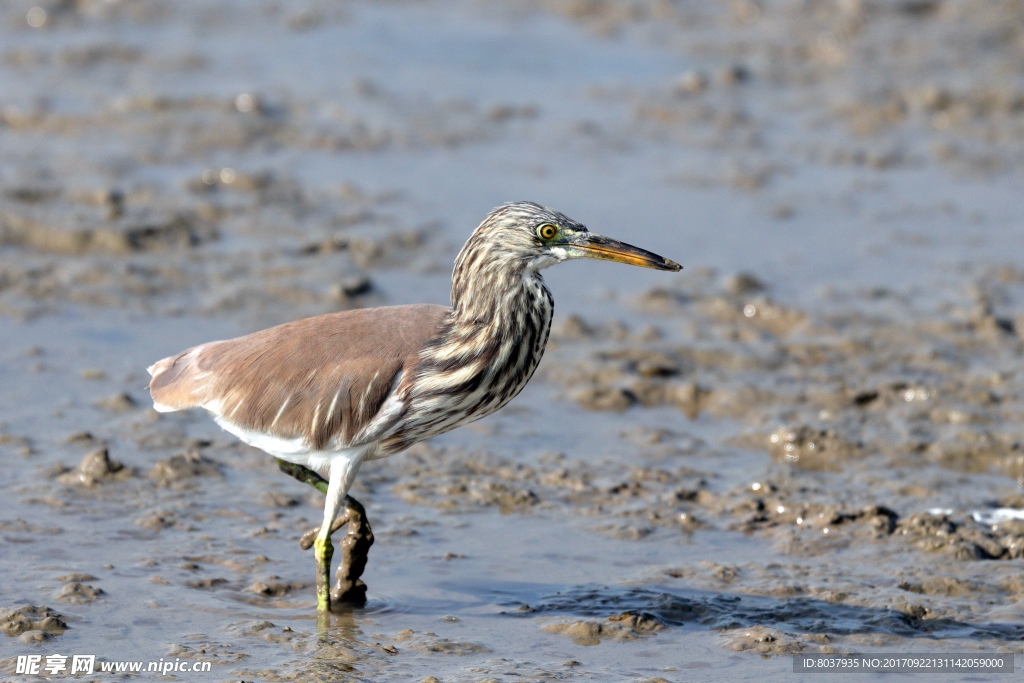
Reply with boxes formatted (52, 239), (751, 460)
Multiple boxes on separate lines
(213, 414), (369, 478)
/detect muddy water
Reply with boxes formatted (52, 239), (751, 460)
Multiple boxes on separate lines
(2, 0), (1024, 680)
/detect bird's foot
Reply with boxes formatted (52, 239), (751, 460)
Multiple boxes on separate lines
(299, 515), (348, 550)
(275, 459), (373, 609)
(300, 494), (374, 608)
(331, 495), (374, 606)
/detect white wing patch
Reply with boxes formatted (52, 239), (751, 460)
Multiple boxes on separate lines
(214, 414), (312, 461)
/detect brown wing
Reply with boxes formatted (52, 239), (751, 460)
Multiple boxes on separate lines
(148, 304), (451, 450)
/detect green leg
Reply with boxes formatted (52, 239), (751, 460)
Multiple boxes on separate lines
(275, 459), (333, 611)
(313, 534), (333, 612)
(275, 458), (328, 495)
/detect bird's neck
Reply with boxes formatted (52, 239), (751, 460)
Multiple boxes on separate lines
(450, 252), (550, 328)
(395, 249), (554, 445)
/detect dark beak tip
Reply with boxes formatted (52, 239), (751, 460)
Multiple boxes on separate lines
(653, 257), (682, 272)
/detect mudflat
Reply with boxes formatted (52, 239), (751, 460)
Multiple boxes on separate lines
(1, 1), (1023, 680)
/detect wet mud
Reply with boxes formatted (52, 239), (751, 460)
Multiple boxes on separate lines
(2, 0), (1024, 680)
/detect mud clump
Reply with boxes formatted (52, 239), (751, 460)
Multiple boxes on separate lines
(149, 450), (223, 485)
(897, 513), (1024, 560)
(230, 620), (295, 644)
(897, 576), (981, 597)
(185, 577), (229, 590)
(0, 206), (216, 255)
(573, 385), (637, 412)
(765, 426), (862, 471)
(925, 433), (1024, 479)
(392, 629), (489, 655)
(543, 611), (665, 646)
(727, 494), (900, 542)
(250, 577), (307, 598)
(0, 605), (67, 640)
(93, 392), (138, 414)
(721, 626), (807, 655)
(57, 447), (131, 486)
(725, 272), (766, 295)
(56, 582), (104, 604)
(136, 512), (178, 531)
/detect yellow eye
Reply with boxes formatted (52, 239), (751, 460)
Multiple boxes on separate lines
(537, 223), (558, 240)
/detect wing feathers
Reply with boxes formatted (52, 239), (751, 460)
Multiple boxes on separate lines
(148, 304), (450, 450)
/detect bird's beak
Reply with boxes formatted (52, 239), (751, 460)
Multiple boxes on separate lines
(570, 232), (682, 272)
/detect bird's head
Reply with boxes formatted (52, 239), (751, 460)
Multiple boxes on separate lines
(462, 201), (682, 274)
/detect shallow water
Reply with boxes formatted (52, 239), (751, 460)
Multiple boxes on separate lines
(2, 0), (1024, 680)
